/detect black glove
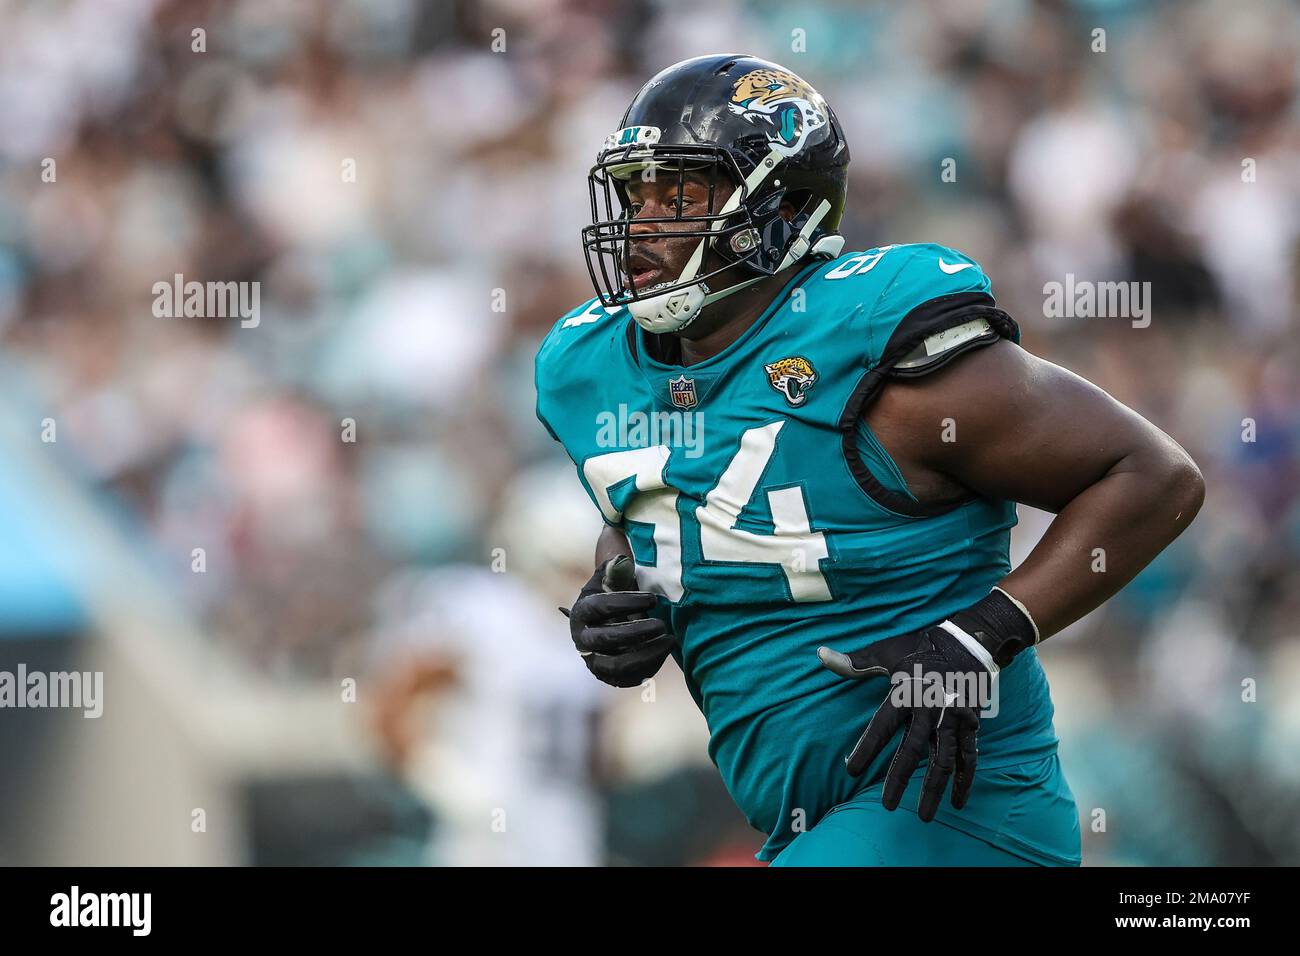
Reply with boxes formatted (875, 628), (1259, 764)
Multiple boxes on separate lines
(817, 588), (1039, 821)
(561, 555), (675, 688)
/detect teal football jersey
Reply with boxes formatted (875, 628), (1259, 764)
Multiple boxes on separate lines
(536, 243), (1061, 861)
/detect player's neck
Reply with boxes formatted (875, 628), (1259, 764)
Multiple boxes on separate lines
(675, 268), (799, 366)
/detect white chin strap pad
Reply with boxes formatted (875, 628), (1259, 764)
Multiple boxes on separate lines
(629, 282), (707, 333)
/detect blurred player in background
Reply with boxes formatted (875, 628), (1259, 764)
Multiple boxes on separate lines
(537, 55), (1205, 865)
(368, 464), (609, 866)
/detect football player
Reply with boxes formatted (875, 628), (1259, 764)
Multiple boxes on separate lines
(369, 465), (610, 865)
(536, 54), (1204, 865)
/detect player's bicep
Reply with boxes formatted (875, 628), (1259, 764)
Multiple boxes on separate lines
(893, 339), (1159, 513)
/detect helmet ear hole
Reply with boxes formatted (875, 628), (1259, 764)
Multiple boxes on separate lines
(782, 189), (812, 222)
(750, 189), (786, 219)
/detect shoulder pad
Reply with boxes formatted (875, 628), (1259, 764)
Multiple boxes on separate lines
(537, 298), (626, 369)
(821, 243), (1017, 370)
(535, 297), (629, 445)
(872, 242), (993, 317)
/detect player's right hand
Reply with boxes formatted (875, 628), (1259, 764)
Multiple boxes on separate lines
(560, 555), (675, 688)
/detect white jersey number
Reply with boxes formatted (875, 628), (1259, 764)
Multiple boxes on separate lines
(582, 420), (830, 604)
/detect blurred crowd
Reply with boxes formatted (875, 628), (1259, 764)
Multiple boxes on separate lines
(1, 0), (1298, 864)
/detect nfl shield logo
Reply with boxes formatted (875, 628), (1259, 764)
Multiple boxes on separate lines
(668, 374), (698, 409)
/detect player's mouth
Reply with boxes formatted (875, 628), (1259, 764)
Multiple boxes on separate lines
(627, 251), (668, 291)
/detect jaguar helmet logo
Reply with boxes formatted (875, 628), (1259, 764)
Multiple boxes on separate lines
(729, 68), (828, 157)
(765, 356), (818, 406)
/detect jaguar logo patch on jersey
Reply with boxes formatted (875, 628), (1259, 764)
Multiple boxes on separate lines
(668, 374), (698, 409)
(765, 356), (817, 406)
(729, 68), (828, 158)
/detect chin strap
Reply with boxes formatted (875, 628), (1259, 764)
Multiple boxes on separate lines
(698, 203), (843, 309)
(776, 199), (833, 271)
(701, 275), (765, 305)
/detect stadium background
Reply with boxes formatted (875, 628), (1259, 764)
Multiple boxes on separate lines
(1, 0), (1298, 865)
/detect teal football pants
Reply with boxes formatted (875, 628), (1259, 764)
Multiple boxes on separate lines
(770, 754), (1081, 866)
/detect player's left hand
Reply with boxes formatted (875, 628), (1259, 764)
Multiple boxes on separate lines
(816, 588), (1039, 822)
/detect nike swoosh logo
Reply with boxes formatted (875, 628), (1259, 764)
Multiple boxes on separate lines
(938, 258), (976, 274)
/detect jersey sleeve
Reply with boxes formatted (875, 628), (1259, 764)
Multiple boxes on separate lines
(534, 298), (632, 526)
(534, 297), (606, 452)
(838, 244), (1023, 517)
(864, 243), (1019, 377)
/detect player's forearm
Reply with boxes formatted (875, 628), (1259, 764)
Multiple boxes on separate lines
(595, 523), (633, 568)
(999, 445), (1204, 639)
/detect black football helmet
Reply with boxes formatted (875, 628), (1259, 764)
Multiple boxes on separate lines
(582, 54), (850, 333)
